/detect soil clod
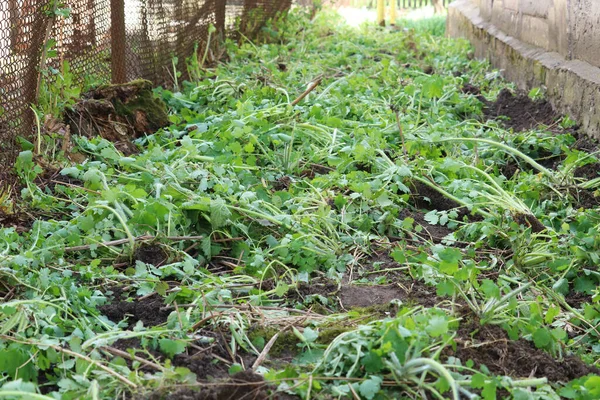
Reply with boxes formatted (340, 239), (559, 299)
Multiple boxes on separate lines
(445, 316), (600, 382)
(483, 89), (558, 131)
(99, 287), (170, 327)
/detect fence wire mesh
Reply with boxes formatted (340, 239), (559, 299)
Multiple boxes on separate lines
(0, 0), (292, 184)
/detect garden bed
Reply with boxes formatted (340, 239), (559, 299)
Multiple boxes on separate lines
(1, 9), (600, 400)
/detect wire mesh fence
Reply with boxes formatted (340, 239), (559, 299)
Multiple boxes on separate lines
(0, 0), (292, 184)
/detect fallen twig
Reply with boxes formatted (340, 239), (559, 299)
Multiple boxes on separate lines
(101, 346), (165, 372)
(291, 76), (323, 106)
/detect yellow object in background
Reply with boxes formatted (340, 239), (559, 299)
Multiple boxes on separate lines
(390, 0), (397, 25)
(377, 0), (385, 26)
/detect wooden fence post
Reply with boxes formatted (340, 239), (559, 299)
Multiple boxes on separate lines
(110, 0), (126, 83)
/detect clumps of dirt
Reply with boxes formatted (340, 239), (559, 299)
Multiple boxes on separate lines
(567, 186), (600, 209)
(483, 89), (558, 131)
(461, 83), (481, 96)
(66, 80), (169, 155)
(512, 212), (546, 233)
(299, 163), (334, 179)
(572, 133), (599, 153)
(0, 212), (33, 233)
(295, 278), (338, 299)
(422, 65), (434, 75)
(574, 163), (600, 181)
(99, 286), (171, 327)
(339, 280), (442, 310)
(135, 243), (169, 266)
(408, 180), (470, 218)
(273, 175), (292, 191)
(564, 291), (592, 309)
(398, 208), (454, 243)
(500, 161), (520, 180)
(339, 284), (402, 309)
(444, 315), (600, 382)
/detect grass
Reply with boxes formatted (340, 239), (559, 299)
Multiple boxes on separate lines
(1, 7), (600, 400)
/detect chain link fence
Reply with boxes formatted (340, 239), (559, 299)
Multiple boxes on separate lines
(0, 0), (292, 184)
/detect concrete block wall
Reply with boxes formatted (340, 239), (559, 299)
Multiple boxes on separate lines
(447, 0), (600, 138)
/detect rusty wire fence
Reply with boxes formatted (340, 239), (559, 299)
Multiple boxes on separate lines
(0, 0), (292, 183)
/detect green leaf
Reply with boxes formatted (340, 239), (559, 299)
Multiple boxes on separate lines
(210, 198), (232, 229)
(481, 380), (496, 400)
(436, 280), (455, 296)
(228, 363), (243, 375)
(574, 276), (596, 294)
(156, 281), (169, 296)
(358, 376), (382, 400)
(532, 327), (551, 348)
(424, 210), (439, 225)
(159, 339), (187, 358)
(512, 389), (532, 400)
(16, 136), (34, 151)
(0, 348), (36, 381)
(302, 327), (319, 343)
(362, 351), (384, 373)
(480, 279), (500, 299)
(584, 375), (600, 396)
(470, 373), (486, 389)
(426, 315), (449, 337)
(83, 168), (103, 185)
(391, 248), (406, 263)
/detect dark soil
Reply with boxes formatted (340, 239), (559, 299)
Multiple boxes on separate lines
(574, 163), (600, 181)
(564, 291), (592, 309)
(422, 65), (434, 75)
(512, 212), (546, 233)
(444, 315), (600, 382)
(398, 208), (454, 243)
(409, 180), (461, 211)
(299, 163), (334, 179)
(34, 166), (85, 195)
(461, 83), (481, 96)
(135, 243), (169, 266)
(291, 278), (338, 310)
(273, 175), (292, 191)
(572, 133), (599, 153)
(113, 327), (259, 382)
(483, 89), (559, 131)
(500, 161), (520, 180)
(339, 279), (441, 309)
(99, 286), (171, 327)
(568, 186), (600, 209)
(0, 211), (33, 233)
(408, 180), (473, 221)
(294, 277), (338, 299)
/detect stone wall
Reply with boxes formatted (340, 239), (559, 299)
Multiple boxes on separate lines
(447, 0), (600, 138)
